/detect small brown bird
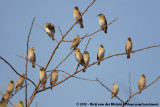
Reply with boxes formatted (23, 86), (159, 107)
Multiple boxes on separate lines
(138, 74), (146, 94)
(28, 47), (36, 68)
(73, 6), (84, 28)
(39, 67), (47, 90)
(97, 45), (105, 65)
(70, 35), (80, 50)
(125, 37), (133, 59)
(1, 92), (10, 102)
(0, 98), (7, 107)
(6, 80), (14, 95)
(98, 14), (107, 33)
(83, 51), (90, 66)
(50, 70), (58, 90)
(45, 23), (55, 40)
(111, 83), (119, 98)
(15, 74), (25, 92)
(74, 48), (86, 72)
(17, 101), (24, 107)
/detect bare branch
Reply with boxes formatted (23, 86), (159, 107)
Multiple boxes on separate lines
(96, 78), (124, 103)
(129, 72), (131, 96)
(0, 56), (36, 86)
(25, 17), (35, 107)
(123, 76), (160, 106)
(58, 26), (64, 37)
(83, 38), (91, 53)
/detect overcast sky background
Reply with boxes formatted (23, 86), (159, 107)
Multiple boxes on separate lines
(0, 0), (160, 107)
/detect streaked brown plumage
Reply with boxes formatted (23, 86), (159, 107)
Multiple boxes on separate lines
(1, 92), (9, 103)
(73, 6), (84, 28)
(111, 83), (119, 98)
(45, 23), (55, 40)
(50, 70), (58, 90)
(138, 74), (146, 94)
(98, 14), (107, 33)
(97, 45), (105, 65)
(6, 80), (14, 95)
(125, 37), (133, 59)
(83, 51), (90, 66)
(74, 48), (86, 72)
(70, 35), (80, 50)
(28, 47), (36, 68)
(39, 67), (47, 90)
(0, 98), (7, 107)
(15, 74), (25, 92)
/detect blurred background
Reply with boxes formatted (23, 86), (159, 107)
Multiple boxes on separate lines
(0, 0), (160, 106)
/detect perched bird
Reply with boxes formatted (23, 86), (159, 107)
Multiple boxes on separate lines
(83, 51), (90, 66)
(28, 47), (36, 68)
(98, 14), (107, 33)
(97, 45), (105, 65)
(111, 83), (119, 98)
(17, 101), (24, 107)
(73, 6), (84, 28)
(45, 23), (55, 40)
(0, 98), (7, 107)
(125, 37), (133, 59)
(138, 74), (146, 94)
(15, 74), (25, 92)
(39, 67), (47, 90)
(6, 80), (14, 95)
(70, 35), (80, 50)
(1, 92), (9, 102)
(50, 70), (58, 90)
(74, 48), (86, 72)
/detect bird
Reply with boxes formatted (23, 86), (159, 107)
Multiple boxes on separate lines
(97, 45), (105, 65)
(39, 67), (47, 90)
(17, 101), (24, 107)
(111, 83), (119, 98)
(97, 14), (107, 33)
(138, 74), (146, 94)
(45, 23), (55, 41)
(0, 98), (7, 107)
(1, 92), (9, 103)
(73, 6), (84, 28)
(70, 35), (80, 50)
(15, 74), (25, 92)
(74, 48), (86, 72)
(28, 47), (36, 68)
(50, 70), (58, 90)
(6, 80), (14, 95)
(125, 37), (133, 59)
(83, 51), (90, 66)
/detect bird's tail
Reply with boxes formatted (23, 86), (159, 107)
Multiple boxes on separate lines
(139, 90), (141, 94)
(97, 61), (100, 65)
(32, 64), (35, 68)
(127, 53), (130, 59)
(50, 87), (52, 90)
(51, 36), (55, 41)
(80, 24), (84, 28)
(104, 30), (107, 33)
(43, 84), (46, 90)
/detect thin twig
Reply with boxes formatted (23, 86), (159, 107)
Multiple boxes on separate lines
(25, 17), (35, 107)
(96, 78), (124, 103)
(58, 26), (64, 37)
(16, 54), (42, 67)
(123, 76), (160, 107)
(0, 56), (36, 86)
(83, 38), (91, 53)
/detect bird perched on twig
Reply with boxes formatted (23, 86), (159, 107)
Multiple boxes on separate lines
(97, 14), (107, 33)
(111, 83), (119, 98)
(97, 45), (105, 65)
(0, 98), (7, 107)
(83, 51), (90, 66)
(15, 74), (25, 92)
(28, 47), (36, 68)
(73, 6), (84, 28)
(1, 92), (9, 103)
(138, 74), (146, 94)
(74, 48), (86, 72)
(39, 67), (47, 90)
(17, 101), (24, 107)
(125, 37), (133, 59)
(70, 35), (80, 50)
(50, 70), (58, 90)
(45, 23), (55, 41)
